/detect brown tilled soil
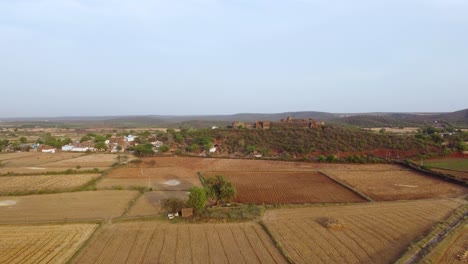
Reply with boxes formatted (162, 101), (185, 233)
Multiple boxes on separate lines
(204, 171), (365, 204)
(323, 169), (468, 201)
(263, 199), (466, 264)
(72, 221), (287, 264)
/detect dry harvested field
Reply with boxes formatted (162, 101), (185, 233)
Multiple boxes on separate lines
(73, 221), (286, 264)
(148, 156), (399, 171)
(0, 190), (138, 223)
(263, 199), (465, 264)
(422, 221), (468, 264)
(98, 166), (200, 190)
(323, 169), (468, 201)
(41, 154), (120, 168)
(204, 171), (365, 204)
(0, 167), (108, 175)
(127, 191), (189, 217)
(0, 224), (97, 264)
(0, 152), (84, 167)
(0, 152), (35, 161)
(0, 174), (100, 195)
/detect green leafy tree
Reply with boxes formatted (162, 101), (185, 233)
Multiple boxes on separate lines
(134, 143), (155, 156)
(19, 137), (27, 144)
(204, 175), (237, 205)
(187, 187), (207, 213)
(161, 197), (186, 213)
(159, 145), (169, 153)
(94, 142), (108, 151)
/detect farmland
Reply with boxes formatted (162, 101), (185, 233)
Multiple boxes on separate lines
(423, 158), (468, 172)
(323, 168), (468, 201)
(0, 190), (138, 223)
(421, 220), (468, 264)
(263, 199), (465, 264)
(0, 174), (100, 195)
(72, 221), (287, 264)
(98, 166), (201, 190)
(0, 153), (118, 175)
(127, 191), (189, 217)
(204, 171), (365, 204)
(0, 224), (97, 264)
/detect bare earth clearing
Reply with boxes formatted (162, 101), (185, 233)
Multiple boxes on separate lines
(0, 224), (97, 264)
(263, 199), (466, 264)
(0, 174), (100, 195)
(98, 166), (200, 190)
(323, 169), (467, 201)
(72, 221), (287, 264)
(205, 171), (365, 204)
(0, 190), (138, 223)
(127, 191), (189, 217)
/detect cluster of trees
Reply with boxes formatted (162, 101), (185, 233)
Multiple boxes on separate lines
(162, 175), (237, 215)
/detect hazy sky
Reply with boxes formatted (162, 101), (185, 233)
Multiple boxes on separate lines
(1, 0), (467, 117)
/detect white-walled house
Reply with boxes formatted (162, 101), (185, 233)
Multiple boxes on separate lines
(124, 135), (137, 142)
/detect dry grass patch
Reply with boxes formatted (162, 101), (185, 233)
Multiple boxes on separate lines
(0, 174), (100, 195)
(72, 221), (287, 264)
(263, 199), (466, 264)
(0, 224), (97, 264)
(41, 154), (119, 168)
(0, 153), (84, 167)
(0, 190), (138, 223)
(422, 221), (468, 264)
(323, 169), (468, 201)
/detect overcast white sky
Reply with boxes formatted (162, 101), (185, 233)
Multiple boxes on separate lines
(0, 0), (467, 117)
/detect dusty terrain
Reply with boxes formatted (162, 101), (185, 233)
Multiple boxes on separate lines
(205, 171), (365, 204)
(323, 169), (468, 201)
(127, 191), (189, 217)
(0, 174), (100, 195)
(0, 224), (97, 264)
(0, 190), (138, 223)
(72, 221), (287, 264)
(263, 199), (465, 264)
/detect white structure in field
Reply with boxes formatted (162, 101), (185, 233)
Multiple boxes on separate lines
(124, 135), (137, 142)
(42, 149), (56, 153)
(209, 147), (217, 153)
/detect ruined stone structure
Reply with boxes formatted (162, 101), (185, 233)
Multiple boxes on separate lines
(255, 117), (324, 129)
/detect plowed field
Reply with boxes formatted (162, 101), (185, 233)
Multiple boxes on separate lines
(323, 170), (467, 201)
(263, 199), (465, 264)
(204, 171), (365, 204)
(0, 174), (100, 195)
(0, 190), (138, 223)
(72, 221), (287, 264)
(0, 224), (97, 264)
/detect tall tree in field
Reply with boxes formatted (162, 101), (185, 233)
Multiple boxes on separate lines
(204, 175), (236, 205)
(187, 186), (207, 213)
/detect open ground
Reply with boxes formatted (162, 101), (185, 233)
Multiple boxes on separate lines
(72, 221), (287, 264)
(204, 171), (365, 204)
(0, 190), (138, 223)
(0, 174), (100, 195)
(0, 224), (97, 264)
(263, 199), (465, 264)
(322, 169), (467, 201)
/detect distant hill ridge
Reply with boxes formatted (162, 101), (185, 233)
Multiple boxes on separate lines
(1, 109), (467, 128)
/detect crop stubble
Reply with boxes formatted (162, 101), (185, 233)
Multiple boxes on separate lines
(73, 221), (287, 264)
(263, 199), (465, 264)
(0, 224), (97, 264)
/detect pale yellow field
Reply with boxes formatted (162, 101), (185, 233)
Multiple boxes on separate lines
(323, 170), (468, 201)
(127, 191), (189, 217)
(0, 224), (97, 264)
(0, 190), (138, 223)
(263, 199), (465, 264)
(73, 221), (287, 264)
(0, 174), (100, 195)
(0, 153), (84, 167)
(41, 154), (120, 168)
